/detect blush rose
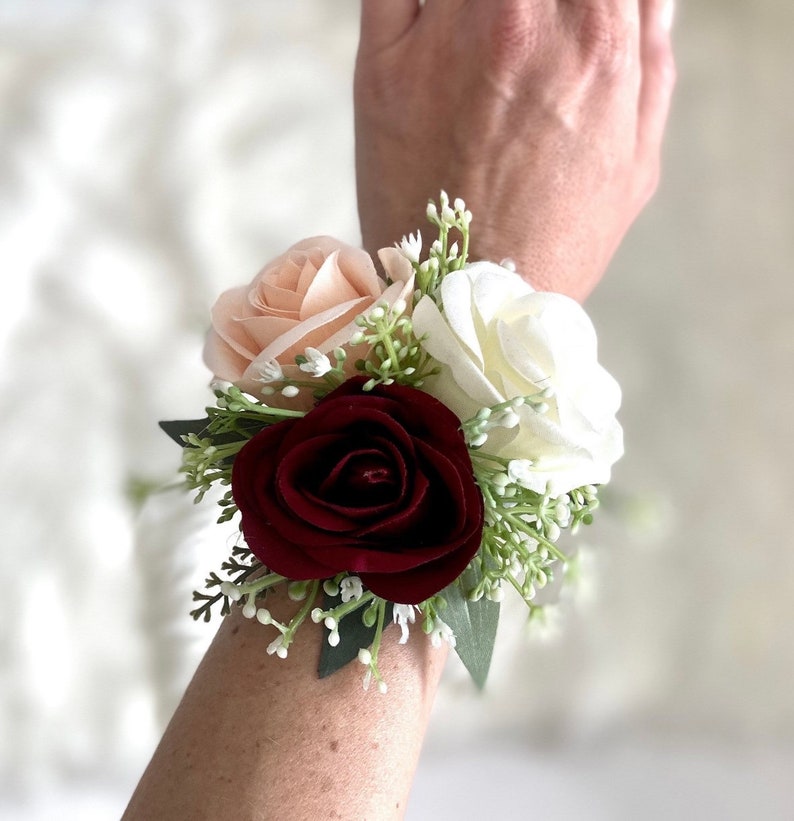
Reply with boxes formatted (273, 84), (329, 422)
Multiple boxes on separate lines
(412, 262), (624, 496)
(231, 377), (484, 604)
(203, 238), (414, 410)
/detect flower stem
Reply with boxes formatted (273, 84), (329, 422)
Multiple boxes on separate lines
(330, 591), (375, 622)
(369, 600), (387, 671)
(286, 580), (321, 636)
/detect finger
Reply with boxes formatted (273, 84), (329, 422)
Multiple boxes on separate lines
(557, 0), (640, 71)
(637, 0), (676, 163)
(360, 0), (422, 50)
(559, 0), (639, 24)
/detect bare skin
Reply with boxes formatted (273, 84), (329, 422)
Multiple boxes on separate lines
(124, 2), (675, 819)
(124, 588), (446, 820)
(356, 0), (675, 301)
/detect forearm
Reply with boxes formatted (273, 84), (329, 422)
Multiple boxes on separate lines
(124, 587), (447, 821)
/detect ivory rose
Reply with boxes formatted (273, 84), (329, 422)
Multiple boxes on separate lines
(412, 262), (623, 495)
(203, 238), (413, 410)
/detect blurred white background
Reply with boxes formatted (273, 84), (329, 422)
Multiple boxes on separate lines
(1, 1), (793, 819)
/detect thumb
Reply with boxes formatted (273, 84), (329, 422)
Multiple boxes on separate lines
(360, 0), (421, 50)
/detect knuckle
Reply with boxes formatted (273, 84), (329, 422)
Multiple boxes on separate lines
(574, 6), (634, 78)
(485, 2), (546, 77)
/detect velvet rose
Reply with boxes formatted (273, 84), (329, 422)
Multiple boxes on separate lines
(203, 238), (413, 410)
(231, 377), (484, 604)
(412, 263), (623, 496)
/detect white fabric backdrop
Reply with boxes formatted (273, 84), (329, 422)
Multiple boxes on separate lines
(1, 1), (793, 818)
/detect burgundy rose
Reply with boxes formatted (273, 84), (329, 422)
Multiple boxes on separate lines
(231, 377), (484, 604)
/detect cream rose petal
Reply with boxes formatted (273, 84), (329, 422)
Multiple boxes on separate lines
(500, 297), (621, 426)
(414, 260), (623, 496)
(412, 295), (503, 414)
(437, 271), (484, 368)
(495, 316), (557, 395)
(468, 263), (534, 324)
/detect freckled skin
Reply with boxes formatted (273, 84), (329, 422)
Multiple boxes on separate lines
(123, 587), (447, 820)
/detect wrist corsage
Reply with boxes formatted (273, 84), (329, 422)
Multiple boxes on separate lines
(161, 193), (623, 691)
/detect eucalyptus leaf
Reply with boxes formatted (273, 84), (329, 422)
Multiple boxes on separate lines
(318, 591), (393, 678)
(441, 568), (500, 690)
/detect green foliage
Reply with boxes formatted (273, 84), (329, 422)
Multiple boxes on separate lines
(159, 192), (608, 693)
(318, 588), (394, 679)
(441, 567), (500, 690)
(190, 543), (264, 622)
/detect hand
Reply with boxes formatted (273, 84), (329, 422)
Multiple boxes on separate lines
(355, 0), (675, 301)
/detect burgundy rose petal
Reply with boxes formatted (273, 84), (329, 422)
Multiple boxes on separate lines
(361, 473), (484, 603)
(232, 421), (340, 578)
(277, 390), (415, 454)
(354, 469), (431, 540)
(318, 442), (405, 506)
(276, 434), (362, 532)
(230, 376), (486, 601)
(278, 435), (409, 525)
(360, 529), (481, 604)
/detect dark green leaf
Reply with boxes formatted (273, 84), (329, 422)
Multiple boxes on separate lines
(158, 418), (211, 447)
(318, 591), (393, 678)
(441, 567), (500, 690)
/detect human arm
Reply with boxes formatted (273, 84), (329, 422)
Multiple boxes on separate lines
(123, 586), (446, 820)
(355, 0), (676, 301)
(124, 2), (675, 819)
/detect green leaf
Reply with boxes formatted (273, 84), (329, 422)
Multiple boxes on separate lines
(318, 591), (393, 678)
(158, 418), (211, 447)
(441, 567), (500, 690)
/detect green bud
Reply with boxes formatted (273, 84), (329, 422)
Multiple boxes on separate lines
(362, 605), (377, 628)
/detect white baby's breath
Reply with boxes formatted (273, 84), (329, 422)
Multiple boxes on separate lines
(299, 347), (333, 377)
(398, 231), (422, 263)
(340, 576), (363, 603)
(255, 359), (284, 384)
(429, 618), (456, 648)
(393, 604), (418, 644)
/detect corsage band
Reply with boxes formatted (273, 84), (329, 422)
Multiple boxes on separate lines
(161, 193), (623, 691)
